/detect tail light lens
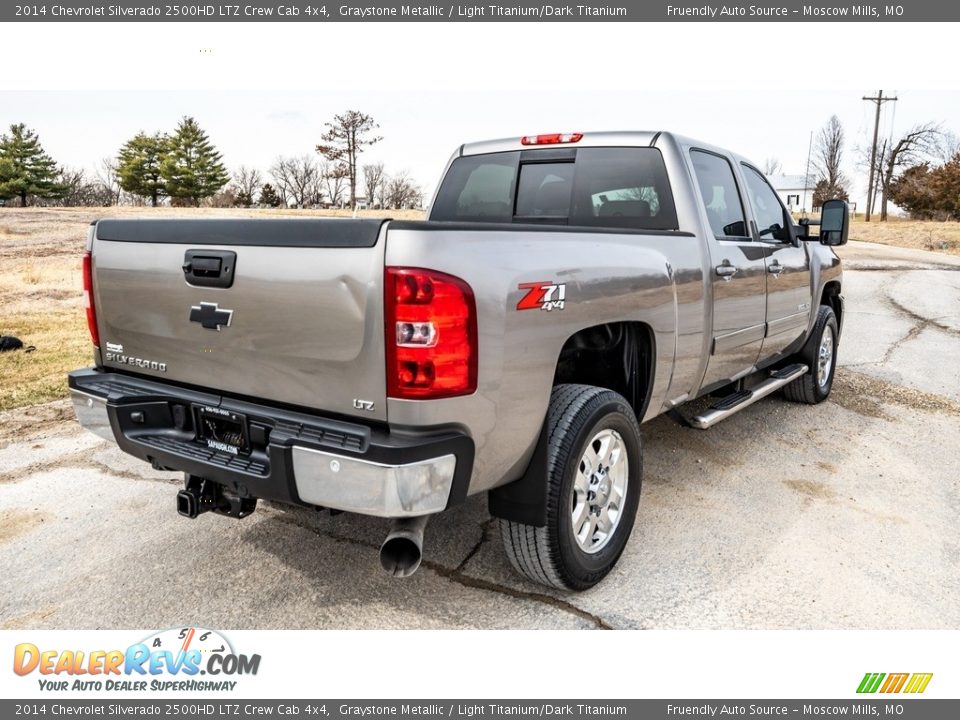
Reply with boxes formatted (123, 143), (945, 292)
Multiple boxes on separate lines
(82, 251), (100, 348)
(385, 267), (477, 399)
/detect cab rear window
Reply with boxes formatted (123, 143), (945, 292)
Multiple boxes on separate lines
(430, 147), (679, 231)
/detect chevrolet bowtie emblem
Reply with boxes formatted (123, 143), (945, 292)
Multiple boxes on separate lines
(189, 302), (234, 331)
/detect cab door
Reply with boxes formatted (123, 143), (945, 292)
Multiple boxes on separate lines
(690, 149), (768, 388)
(740, 164), (813, 358)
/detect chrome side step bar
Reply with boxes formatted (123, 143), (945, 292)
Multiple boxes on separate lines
(690, 363), (808, 430)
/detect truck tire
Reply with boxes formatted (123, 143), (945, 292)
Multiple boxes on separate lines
(498, 384), (642, 591)
(783, 304), (839, 405)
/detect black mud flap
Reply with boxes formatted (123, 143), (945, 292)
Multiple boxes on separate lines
(488, 415), (549, 527)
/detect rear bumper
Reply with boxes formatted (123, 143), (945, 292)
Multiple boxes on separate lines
(68, 368), (473, 517)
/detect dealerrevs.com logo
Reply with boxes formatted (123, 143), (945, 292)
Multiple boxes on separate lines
(13, 627), (261, 692)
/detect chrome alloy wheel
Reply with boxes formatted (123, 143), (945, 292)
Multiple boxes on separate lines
(571, 428), (628, 554)
(817, 325), (835, 390)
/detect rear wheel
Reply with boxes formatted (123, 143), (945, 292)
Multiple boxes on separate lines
(783, 305), (839, 404)
(498, 384), (642, 591)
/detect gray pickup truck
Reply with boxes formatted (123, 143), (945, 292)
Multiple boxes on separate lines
(69, 131), (847, 590)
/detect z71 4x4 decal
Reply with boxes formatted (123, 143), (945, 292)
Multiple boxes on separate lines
(517, 282), (567, 312)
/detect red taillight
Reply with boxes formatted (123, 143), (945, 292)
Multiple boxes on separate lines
(385, 267), (477, 400)
(82, 251), (100, 348)
(520, 133), (583, 146)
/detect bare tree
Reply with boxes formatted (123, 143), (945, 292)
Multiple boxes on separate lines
(57, 167), (87, 206)
(320, 160), (348, 207)
(812, 115), (848, 202)
(362, 162), (385, 207)
(762, 157), (782, 176)
(935, 131), (960, 163)
(315, 110), (382, 209)
(384, 170), (422, 209)
(269, 155), (321, 208)
(95, 157), (122, 205)
(49, 167), (114, 207)
(876, 123), (941, 220)
(232, 165), (262, 207)
(375, 174), (389, 209)
(206, 188), (238, 208)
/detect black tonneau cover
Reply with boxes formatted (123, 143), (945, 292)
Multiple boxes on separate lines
(95, 218), (389, 248)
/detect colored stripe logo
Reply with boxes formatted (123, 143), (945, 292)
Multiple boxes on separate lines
(857, 673), (933, 694)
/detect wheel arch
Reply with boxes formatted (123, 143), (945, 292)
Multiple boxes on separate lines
(820, 279), (843, 335)
(552, 320), (657, 420)
(489, 321), (654, 526)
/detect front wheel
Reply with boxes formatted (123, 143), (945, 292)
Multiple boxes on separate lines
(783, 304), (839, 404)
(498, 384), (642, 591)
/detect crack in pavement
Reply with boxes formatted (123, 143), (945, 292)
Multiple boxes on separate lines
(2, 442), (184, 487)
(455, 518), (496, 572)
(2, 446), (107, 485)
(269, 512), (612, 630)
(879, 318), (927, 366)
(858, 286), (960, 368)
(887, 296), (960, 340)
(88, 459), (182, 485)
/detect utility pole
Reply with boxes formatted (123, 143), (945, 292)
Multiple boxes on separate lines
(863, 90), (897, 221)
(802, 130), (813, 215)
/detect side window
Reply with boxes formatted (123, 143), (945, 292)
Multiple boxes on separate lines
(431, 152), (519, 221)
(741, 164), (791, 242)
(690, 149), (748, 239)
(570, 147), (679, 230)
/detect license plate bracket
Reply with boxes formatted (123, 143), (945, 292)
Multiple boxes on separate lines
(195, 406), (250, 456)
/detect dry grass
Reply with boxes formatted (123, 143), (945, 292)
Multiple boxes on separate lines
(849, 219), (960, 256)
(0, 206), (424, 411)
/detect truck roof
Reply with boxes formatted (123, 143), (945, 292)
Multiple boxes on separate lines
(459, 131), (756, 173)
(460, 131), (662, 156)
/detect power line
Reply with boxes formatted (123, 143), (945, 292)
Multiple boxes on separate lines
(863, 90), (897, 222)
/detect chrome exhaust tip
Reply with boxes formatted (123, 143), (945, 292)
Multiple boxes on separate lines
(379, 516), (429, 578)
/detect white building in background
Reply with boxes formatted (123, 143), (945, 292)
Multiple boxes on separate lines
(767, 174), (816, 213)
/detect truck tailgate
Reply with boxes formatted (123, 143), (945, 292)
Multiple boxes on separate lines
(90, 218), (389, 422)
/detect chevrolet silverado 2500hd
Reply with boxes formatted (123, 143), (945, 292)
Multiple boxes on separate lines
(69, 131), (847, 590)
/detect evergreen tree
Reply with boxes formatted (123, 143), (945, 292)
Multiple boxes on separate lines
(161, 117), (229, 206)
(0, 156), (14, 202)
(0, 124), (64, 207)
(890, 154), (960, 220)
(889, 164), (936, 219)
(812, 178), (849, 209)
(233, 189), (254, 207)
(258, 183), (282, 207)
(117, 132), (169, 207)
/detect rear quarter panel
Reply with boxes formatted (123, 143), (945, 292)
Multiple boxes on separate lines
(384, 225), (704, 494)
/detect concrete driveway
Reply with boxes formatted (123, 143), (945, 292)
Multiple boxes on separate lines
(1, 240), (958, 630)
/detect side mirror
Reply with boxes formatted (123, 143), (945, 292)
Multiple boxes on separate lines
(820, 199), (849, 246)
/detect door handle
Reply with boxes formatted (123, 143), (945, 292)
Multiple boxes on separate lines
(715, 264), (739, 279)
(767, 262), (784, 276)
